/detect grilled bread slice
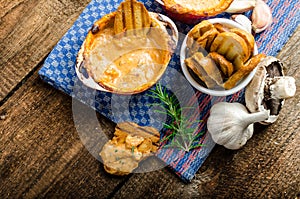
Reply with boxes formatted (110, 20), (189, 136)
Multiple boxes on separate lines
(114, 0), (151, 35)
(115, 122), (160, 144)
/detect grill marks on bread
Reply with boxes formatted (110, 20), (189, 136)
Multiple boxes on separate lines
(116, 122), (160, 145)
(114, 0), (151, 35)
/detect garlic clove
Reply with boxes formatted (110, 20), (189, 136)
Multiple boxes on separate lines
(231, 14), (252, 33)
(267, 76), (296, 99)
(225, 0), (256, 13)
(251, 0), (273, 33)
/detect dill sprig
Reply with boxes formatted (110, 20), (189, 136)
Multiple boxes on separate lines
(148, 83), (204, 152)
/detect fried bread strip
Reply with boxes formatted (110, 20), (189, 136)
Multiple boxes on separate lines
(223, 53), (266, 89)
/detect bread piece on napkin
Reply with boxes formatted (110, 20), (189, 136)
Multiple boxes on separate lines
(99, 122), (160, 175)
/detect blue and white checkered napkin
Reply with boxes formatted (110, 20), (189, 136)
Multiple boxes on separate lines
(39, 0), (300, 182)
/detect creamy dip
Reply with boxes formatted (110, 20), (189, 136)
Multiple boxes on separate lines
(84, 21), (171, 93)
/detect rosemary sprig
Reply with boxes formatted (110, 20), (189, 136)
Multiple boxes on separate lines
(148, 83), (204, 152)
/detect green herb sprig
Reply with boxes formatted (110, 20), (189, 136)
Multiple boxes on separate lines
(148, 83), (204, 152)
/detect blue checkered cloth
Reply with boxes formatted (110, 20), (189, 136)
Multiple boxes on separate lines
(39, 0), (300, 182)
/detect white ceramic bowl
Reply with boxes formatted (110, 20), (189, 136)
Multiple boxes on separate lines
(180, 18), (258, 96)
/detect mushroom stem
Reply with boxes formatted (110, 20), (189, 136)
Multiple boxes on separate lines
(267, 76), (296, 99)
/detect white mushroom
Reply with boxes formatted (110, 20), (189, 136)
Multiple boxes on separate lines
(245, 56), (296, 125)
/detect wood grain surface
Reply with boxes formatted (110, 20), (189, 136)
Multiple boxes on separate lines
(0, 71), (129, 198)
(0, 0), (91, 102)
(0, 0), (299, 198)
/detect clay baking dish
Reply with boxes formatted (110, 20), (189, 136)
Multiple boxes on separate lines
(155, 0), (233, 24)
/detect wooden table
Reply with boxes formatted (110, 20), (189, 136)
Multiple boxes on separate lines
(0, 0), (299, 198)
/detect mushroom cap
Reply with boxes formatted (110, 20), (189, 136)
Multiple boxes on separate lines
(245, 63), (266, 113)
(245, 56), (285, 125)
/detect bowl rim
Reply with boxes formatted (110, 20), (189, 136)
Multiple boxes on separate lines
(180, 18), (258, 96)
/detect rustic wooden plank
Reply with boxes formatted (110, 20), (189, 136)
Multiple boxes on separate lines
(0, 0), (91, 102)
(110, 27), (300, 198)
(0, 0), (299, 197)
(0, 70), (127, 198)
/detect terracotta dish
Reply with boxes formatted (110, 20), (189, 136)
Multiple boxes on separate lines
(155, 0), (234, 24)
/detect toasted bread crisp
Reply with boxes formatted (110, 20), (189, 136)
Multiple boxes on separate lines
(185, 52), (224, 89)
(99, 122), (160, 175)
(213, 23), (230, 33)
(185, 52), (209, 84)
(210, 32), (250, 70)
(185, 20), (260, 90)
(208, 52), (234, 77)
(114, 0), (151, 35)
(187, 21), (219, 53)
(223, 53), (266, 89)
(230, 28), (255, 61)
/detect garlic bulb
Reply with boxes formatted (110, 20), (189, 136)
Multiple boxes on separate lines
(207, 102), (269, 150)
